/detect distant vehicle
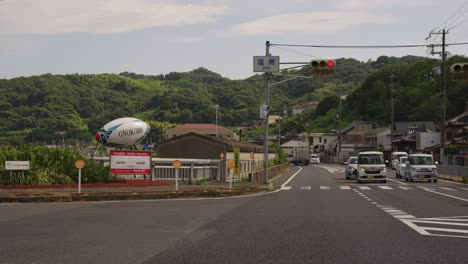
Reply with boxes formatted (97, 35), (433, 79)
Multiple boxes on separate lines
(356, 151), (387, 183)
(309, 154), (320, 164)
(344, 156), (358, 180)
(95, 117), (150, 148)
(405, 154), (438, 183)
(391, 151), (408, 170)
(290, 147), (309, 165)
(395, 156), (407, 179)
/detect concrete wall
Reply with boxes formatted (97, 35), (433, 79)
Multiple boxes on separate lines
(437, 165), (468, 177)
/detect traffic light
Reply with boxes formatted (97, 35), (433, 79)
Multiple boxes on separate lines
(259, 103), (269, 120)
(449, 63), (468, 81)
(311, 59), (336, 76)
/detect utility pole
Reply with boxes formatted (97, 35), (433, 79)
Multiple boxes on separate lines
(428, 29), (448, 163)
(263, 41), (270, 184)
(215, 104), (219, 137)
(389, 72), (396, 153)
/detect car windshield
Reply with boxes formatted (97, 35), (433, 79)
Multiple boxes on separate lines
(400, 157), (407, 163)
(349, 158), (358, 164)
(410, 156), (433, 165)
(394, 154), (407, 160)
(310, 155), (318, 158)
(358, 154), (384, 164)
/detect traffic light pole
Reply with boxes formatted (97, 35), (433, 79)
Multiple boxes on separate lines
(263, 41), (270, 184)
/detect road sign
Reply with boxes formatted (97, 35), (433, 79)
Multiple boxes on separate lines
(227, 161), (235, 169)
(253, 56), (280, 72)
(74, 159), (85, 169)
(5, 161), (30, 170)
(172, 160), (181, 169)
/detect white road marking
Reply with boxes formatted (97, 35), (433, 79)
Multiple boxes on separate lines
(371, 202), (378, 204)
(378, 186), (393, 190)
(358, 186), (371, 190)
(408, 220), (468, 227)
(281, 166), (303, 188)
(399, 219), (431, 235)
(394, 214), (416, 219)
(423, 188), (468, 202)
(387, 178), (408, 185)
(439, 187), (457, 191)
(461, 188), (468, 191)
(280, 186), (292, 191)
(320, 186), (330, 190)
(398, 186), (413, 190)
(385, 209), (407, 215)
(423, 227), (468, 234)
(301, 186), (311, 190)
(339, 186), (351, 190)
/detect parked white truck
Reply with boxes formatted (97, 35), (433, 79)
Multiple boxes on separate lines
(404, 154), (438, 183)
(356, 151), (387, 183)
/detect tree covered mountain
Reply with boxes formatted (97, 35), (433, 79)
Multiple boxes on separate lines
(0, 55), (467, 145)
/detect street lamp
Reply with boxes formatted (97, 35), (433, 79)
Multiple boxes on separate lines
(214, 104), (219, 137)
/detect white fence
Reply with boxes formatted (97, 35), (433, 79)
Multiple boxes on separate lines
(92, 157), (262, 182)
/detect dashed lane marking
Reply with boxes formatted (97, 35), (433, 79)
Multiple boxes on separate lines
(300, 186), (311, 190)
(280, 186), (292, 191)
(339, 186), (352, 190)
(320, 186), (330, 190)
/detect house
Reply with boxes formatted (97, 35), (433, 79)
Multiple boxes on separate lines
(392, 122), (439, 154)
(297, 132), (338, 153)
(291, 101), (320, 116)
(280, 139), (309, 156)
(166, 123), (234, 139)
(336, 122), (379, 160)
(444, 102), (468, 166)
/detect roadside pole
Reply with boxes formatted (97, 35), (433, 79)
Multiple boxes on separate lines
(74, 159), (85, 194)
(227, 160), (235, 190)
(173, 160), (181, 192)
(263, 41), (271, 184)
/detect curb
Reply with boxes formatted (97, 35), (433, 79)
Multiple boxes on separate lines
(0, 187), (272, 203)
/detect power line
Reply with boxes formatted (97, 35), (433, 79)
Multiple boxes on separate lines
(270, 42), (468, 49)
(434, 0), (468, 30)
(271, 46), (322, 59)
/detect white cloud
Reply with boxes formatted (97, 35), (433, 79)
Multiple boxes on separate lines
(232, 12), (397, 35)
(0, 0), (229, 34)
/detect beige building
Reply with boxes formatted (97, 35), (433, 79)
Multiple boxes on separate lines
(166, 123), (235, 139)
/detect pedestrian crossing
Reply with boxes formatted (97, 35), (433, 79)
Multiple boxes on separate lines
(284, 185), (468, 192)
(400, 216), (468, 239)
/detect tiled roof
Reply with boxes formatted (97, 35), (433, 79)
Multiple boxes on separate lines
(176, 123), (227, 130)
(450, 136), (468, 145)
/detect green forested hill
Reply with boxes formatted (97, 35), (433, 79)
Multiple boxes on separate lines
(1, 55), (467, 145)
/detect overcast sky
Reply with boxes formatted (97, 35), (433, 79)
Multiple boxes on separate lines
(1, 0), (468, 80)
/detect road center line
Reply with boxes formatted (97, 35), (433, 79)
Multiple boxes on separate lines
(423, 188), (468, 202)
(281, 166), (302, 188)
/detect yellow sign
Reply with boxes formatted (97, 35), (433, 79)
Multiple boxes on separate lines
(220, 153), (225, 159)
(172, 160), (181, 169)
(74, 159), (85, 169)
(249, 152), (254, 159)
(226, 161), (235, 169)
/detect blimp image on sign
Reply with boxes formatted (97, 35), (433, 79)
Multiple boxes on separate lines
(95, 117), (150, 148)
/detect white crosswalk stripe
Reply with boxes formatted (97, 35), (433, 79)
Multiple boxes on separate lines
(358, 186), (371, 190)
(398, 186), (413, 190)
(284, 186), (468, 191)
(378, 186), (393, 190)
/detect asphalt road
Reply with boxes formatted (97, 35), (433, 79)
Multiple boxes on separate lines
(0, 165), (467, 264)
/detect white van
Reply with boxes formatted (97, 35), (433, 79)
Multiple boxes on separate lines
(357, 151), (387, 183)
(391, 151), (408, 170)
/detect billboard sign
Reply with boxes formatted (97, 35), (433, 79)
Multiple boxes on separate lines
(110, 150), (152, 175)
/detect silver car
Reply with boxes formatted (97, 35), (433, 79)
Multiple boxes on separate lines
(344, 156), (358, 180)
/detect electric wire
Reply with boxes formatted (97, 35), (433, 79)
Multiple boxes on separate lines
(270, 42), (468, 49)
(272, 46), (322, 59)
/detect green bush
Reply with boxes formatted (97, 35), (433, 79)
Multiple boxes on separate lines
(0, 144), (111, 185)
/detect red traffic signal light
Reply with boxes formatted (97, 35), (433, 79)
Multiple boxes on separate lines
(311, 60), (336, 76)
